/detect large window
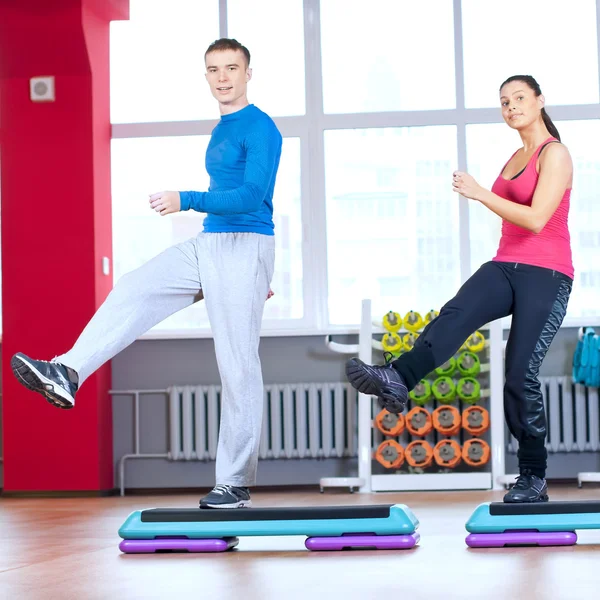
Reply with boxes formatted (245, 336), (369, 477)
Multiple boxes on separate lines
(111, 136), (303, 332)
(462, 0), (599, 109)
(467, 120), (600, 320)
(320, 0), (456, 113)
(108, 0), (600, 337)
(227, 0), (306, 117)
(110, 1), (220, 123)
(325, 126), (459, 323)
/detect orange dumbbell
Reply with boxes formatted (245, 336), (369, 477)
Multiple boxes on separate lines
(433, 439), (462, 468)
(462, 406), (490, 436)
(462, 438), (491, 467)
(405, 407), (433, 437)
(405, 440), (434, 468)
(432, 405), (461, 436)
(375, 440), (405, 469)
(374, 409), (405, 437)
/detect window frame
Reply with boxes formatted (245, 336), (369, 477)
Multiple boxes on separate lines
(109, 0), (600, 339)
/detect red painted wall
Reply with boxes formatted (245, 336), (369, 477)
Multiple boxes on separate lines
(0, 0), (129, 492)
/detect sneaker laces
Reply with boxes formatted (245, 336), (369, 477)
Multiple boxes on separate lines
(211, 484), (232, 496)
(512, 469), (534, 489)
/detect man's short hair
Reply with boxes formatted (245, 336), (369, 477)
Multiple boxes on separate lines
(205, 38), (250, 67)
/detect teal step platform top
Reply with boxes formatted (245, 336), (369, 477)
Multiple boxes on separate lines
(119, 504), (419, 539)
(466, 501), (600, 533)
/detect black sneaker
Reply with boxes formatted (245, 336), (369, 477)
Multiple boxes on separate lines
(11, 352), (79, 410)
(345, 353), (408, 414)
(503, 469), (549, 503)
(199, 485), (252, 509)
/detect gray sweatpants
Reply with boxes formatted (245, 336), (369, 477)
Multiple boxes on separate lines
(54, 232), (275, 487)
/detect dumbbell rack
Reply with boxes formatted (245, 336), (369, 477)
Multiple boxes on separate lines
(324, 299), (507, 493)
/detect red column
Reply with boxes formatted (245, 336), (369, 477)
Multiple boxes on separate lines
(0, 0), (129, 493)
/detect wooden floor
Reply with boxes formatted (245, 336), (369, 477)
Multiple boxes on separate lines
(1, 484), (599, 599)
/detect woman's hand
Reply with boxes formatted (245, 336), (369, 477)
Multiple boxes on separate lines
(452, 171), (484, 201)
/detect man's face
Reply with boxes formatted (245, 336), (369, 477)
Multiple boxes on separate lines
(205, 49), (251, 109)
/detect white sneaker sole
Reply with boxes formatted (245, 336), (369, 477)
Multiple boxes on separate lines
(201, 500), (252, 509)
(11, 354), (75, 409)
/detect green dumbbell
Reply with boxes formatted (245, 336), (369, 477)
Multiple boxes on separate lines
(435, 357), (456, 376)
(432, 376), (456, 404)
(457, 351), (480, 376)
(409, 379), (432, 406)
(457, 377), (481, 404)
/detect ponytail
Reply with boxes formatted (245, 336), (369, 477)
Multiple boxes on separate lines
(541, 108), (561, 141)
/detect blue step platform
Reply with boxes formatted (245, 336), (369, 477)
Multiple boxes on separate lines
(118, 504), (420, 553)
(465, 501), (600, 547)
(466, 501), (600, 533)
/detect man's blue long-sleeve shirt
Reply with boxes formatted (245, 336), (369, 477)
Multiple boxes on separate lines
(179, 104), (282, 235)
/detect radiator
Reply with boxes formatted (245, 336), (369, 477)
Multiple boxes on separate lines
(168, 383), (359, 461)
(506, 376), (600, 454)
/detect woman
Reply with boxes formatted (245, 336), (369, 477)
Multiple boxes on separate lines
(346, 75), (573, 503)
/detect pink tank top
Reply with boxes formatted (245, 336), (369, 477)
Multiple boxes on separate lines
(492, 136), (574, 279)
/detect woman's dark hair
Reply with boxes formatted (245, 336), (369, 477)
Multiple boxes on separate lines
(499, 75), (560, 141)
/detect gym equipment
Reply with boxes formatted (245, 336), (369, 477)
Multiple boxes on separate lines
(462, 406), (490, 436)
(432, 376), (456, 403)
(375, 440), (404, 469)
(572, 327), (600, 387)
(456, 352), (480, 376)
(466, 531), (577, 548)
(432, 405), (461, 436)
(424, 309), (439, 325)
(381, 332), (403, 354)
(465, 501), (600, 548)
(433, 439), (461, 468)
(405, 440), (434, 468)
(434, 357), (456, 376)
(402, 332), (419, 351)
(462, 439), (490, 467)
(119, 504), (421, 553)
(462, 331), (486, 353)
(382, 311), (403, 333)
(456, 377), (481, 404)
(374, 409), (405, 437)
(119, 538), (240, 553)
(305, 533), (420, 550)
(403, 311), (424, 332)
(409, 379), (432, 406)
(405, 406), (432, 437)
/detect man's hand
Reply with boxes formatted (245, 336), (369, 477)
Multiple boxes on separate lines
(149, 191), (181, 216)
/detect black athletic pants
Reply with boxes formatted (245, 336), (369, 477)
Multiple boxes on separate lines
(392, 261), (572, 478)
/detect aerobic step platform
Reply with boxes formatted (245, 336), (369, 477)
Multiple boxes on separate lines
(119, 504), (419, 553)
(465, 501), (600, 547)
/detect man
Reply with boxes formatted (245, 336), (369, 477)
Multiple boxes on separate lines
(11, 38), (282, 509)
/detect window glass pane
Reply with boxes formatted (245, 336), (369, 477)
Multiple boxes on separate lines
(462, 0), (599, 108)
(111, 136), (302, 332)
(557, 120), (600, 319)
(110, 0), (220, 123)
(325, 127), (460, 325)
(320, 0), (456, 114)
(466, 123), (516, 274)
(264, 138), (304, 320)
(466, 120), (600, 319)
(227, 0), (305, 116)
(111, 136), (212, 330)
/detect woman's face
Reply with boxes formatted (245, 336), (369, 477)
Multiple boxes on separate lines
(500, 80), (544, 131)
